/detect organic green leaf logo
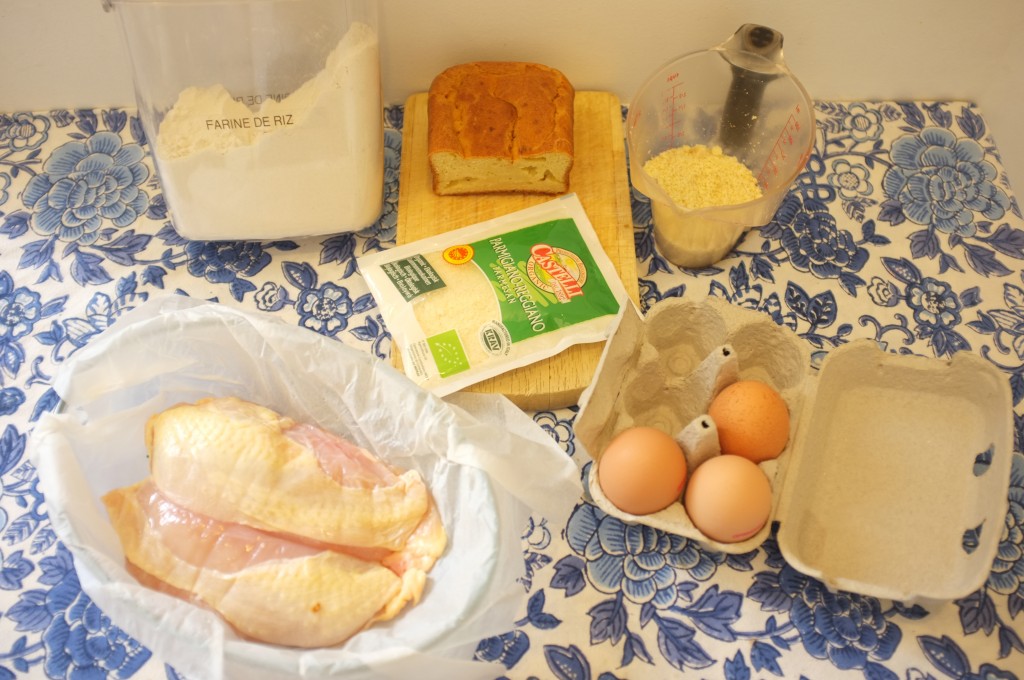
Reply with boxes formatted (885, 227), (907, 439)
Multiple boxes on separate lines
(427, 330), (470, 377)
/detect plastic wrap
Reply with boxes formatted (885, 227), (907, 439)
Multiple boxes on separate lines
(28, 296), (583, 679)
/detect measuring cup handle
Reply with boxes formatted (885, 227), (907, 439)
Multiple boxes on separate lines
(718, 24), (788, 156)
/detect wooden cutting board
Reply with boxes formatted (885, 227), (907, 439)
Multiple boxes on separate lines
(394, 90), (640, 411)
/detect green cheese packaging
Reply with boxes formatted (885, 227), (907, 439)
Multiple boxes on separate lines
(360, 194), (629, 395)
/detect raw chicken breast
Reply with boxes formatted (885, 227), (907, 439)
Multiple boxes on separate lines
(103, 480), (404, 648)
(104, 397), (448, 647)
(147, 397), (429, 550)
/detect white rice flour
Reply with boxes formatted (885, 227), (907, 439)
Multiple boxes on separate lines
(154, 22), (383, 241)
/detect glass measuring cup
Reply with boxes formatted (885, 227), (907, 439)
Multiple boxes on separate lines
(627, 24), (815, 268)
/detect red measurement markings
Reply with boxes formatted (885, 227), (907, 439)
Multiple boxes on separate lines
(757, 113), (803, 191)
(663, 75), (687, 143)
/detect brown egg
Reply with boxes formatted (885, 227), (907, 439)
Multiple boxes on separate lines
(597, 426), (687, 515)
(707, 380), (790, 463)
(683, 454), (772, 543)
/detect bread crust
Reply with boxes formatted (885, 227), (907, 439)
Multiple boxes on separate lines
(427, 61), (575, 195)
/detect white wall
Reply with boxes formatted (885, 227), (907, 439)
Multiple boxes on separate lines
(2, 0), (1022, 190)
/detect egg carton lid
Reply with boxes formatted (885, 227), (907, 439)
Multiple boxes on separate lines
(575, 297), (1014, 602)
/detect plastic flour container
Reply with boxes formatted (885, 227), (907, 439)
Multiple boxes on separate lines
(104, 0), (384, 241)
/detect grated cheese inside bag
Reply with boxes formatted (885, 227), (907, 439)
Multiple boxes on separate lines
(360, 194), (628, 395)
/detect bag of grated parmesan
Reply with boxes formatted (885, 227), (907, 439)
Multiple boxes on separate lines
(359, 194), (628, 396)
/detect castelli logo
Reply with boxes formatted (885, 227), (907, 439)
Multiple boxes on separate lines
(527, 243), (586, 302)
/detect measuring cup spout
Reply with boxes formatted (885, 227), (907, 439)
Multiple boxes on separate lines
(719, 24), (789, 155)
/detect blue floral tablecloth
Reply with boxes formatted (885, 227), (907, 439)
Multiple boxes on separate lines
(0, 100), (1022, 680)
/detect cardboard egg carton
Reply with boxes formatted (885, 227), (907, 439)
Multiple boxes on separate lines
(575, 297), (1014, 602)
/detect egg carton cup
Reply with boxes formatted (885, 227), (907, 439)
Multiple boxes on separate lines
(576, 297), (1014, 602)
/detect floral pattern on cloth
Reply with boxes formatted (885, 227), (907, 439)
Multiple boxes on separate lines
(0, 100), (1022, 680)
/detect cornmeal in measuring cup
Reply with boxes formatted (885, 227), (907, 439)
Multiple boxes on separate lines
(644, 144), (762, 209)
(359, 194), (628, 395)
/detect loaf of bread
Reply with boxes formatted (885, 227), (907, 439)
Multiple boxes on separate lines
(427, 61), (575, 195)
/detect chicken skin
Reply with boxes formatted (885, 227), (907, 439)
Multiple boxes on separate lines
(103, 397), (447, 647)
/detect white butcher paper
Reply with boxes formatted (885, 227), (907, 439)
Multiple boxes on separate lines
(28, 295), (584, 680)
